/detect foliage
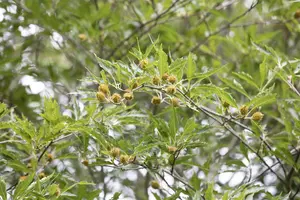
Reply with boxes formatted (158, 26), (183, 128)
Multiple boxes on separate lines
(1, 0), (300, 199)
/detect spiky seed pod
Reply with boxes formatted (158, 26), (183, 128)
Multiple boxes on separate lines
(98, 84), (110, 95)
(139, 59), (149, 69)
(152, 76), (161, 85)
(151, 96), (161, 105)
(123, 92), (134, 100)
(96, 91), (106, 102)
(55, 187), (61, 196)
(119, 155), (129, 165)
(151, 180), (160, 189)
(167, 75), (176, 84)
(166, 85), (176, 94)
(78, 34), (87, 41)
(110, 147), (121, 158)
(240, 105), (248, 116)
(168, 146), (177, 153)
(170, 98), (179, 107)
(162, 73), (169, 81)
(252, 112), (264, 121)
(111, 93), (121, 103)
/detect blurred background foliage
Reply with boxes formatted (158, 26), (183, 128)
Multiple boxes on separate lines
(1, 0), (300, 119)
(1, 0), (300, 199)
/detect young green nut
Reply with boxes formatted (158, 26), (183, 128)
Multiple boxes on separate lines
(119, 155), (129, 165)
(110, 147), (121, 158)
(166, 85), (176, 94)
(240, 105), (248, 116)
(252, 112), (264, 121)
(170, 98), (179, 107)
(151, 180), (160, 189)
(123, 92), (134, 101)
(96, 91), (106, 102)
(167, 75), (177, 84)
(98, 83), (110, 95)
(152, 76), (161, 85)
(162, 73), (169, 81)
(111, 93), (122, 103)
(139, 58), (149, 69)
(151, 96), (161, 105)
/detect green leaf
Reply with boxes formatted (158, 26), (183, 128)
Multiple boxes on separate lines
(259, 57), (268, 88)
(13, 173), (35, 199)
(246, 94), (276, 110)
(0, 103), (9, 119)
(157, 44), (168, 76)
(219, 77), (250, 99)
(169, 107), (179, 142)
(232, 72), (259, 90)
(0, 178), (7, 200)
(222, 192), (229, 200)
(61, 181), (94, 194)
(111, 192), (121, 200)
(40, 98), (61, 124)
(191, 64), (226, 81)
(186, 53), (196, 82)
(205, 183), (215, 200)
(192, 84), (237, 108)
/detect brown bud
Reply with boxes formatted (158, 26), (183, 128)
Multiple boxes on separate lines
(166, 85), (176, 94)
(295, 9), (300, 19)
(222, 101), (229, 108)
(252, 112), (264, 121)
(111, 93), (121, 103)
(151, 96), (161, 105)
(19, 175), (28, 181)
(139, 59), (149, 69)
(123, 92), (134, 101)
(98, 84), (110, 95)
(151, 180), (160, 189)
(96, 91), (106, 102)
(47, 153), (54, 162)
(110, 147), (121, 158)
(82, 160), (89, 166)
(167, 75), (176, 84)
(240, 105), (248, 116)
